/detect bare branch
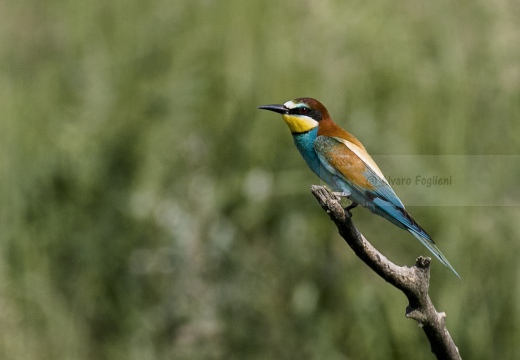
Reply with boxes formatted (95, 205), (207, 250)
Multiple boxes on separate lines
(311, 185), (461, 360)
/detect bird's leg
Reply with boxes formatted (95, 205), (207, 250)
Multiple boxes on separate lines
(332, 191), (357, 214)
(345, 202), (358, 212)
(332, 191), (350, 199)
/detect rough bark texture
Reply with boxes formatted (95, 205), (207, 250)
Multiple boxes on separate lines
(311, 185), (461, 360)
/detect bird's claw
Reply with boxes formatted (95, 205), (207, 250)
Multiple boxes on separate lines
(332, 191), (350, 201)
(331, 192), (357, 214)
(345, 202), (358, 211)
(344, 202), (358, 216)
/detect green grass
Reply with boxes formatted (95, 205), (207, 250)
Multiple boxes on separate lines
(1, 0), (520, 359)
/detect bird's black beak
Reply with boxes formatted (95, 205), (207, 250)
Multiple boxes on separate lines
(258, 104), (289, 115)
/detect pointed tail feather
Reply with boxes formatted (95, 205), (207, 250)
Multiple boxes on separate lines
(370, 198), (460, 279)
(408, 229), (461, 279)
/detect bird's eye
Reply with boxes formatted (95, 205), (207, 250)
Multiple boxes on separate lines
(299, 107), (309, 115)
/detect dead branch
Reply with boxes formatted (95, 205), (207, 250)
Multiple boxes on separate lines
(311, 185), (461, 360)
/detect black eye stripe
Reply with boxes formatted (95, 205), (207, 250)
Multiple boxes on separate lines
(289, 107), (309, 115)
(289, 107), (322, 121)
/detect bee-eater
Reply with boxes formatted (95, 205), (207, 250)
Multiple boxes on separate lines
(258, 97), (459, 278)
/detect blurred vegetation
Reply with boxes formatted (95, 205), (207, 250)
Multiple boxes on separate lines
(1, 0), (520, 359)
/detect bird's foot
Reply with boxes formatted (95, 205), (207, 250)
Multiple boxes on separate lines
(332, 191), (350, 199)
(344, 202), (358, 215)
(332, 192), (357, 215)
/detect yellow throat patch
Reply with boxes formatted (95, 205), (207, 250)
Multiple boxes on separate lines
(282, 114), (319, 134)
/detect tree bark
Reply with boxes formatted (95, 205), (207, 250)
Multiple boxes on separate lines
(311, 185), (461, 360)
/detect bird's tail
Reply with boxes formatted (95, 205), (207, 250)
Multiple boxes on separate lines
(408, 228), (460, 279)
(371, 199), (460, 279)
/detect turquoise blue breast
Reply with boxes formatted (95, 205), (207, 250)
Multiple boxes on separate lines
(292, 128), (334, 185)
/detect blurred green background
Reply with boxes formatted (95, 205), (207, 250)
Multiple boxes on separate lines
(2, 0), (520, 359)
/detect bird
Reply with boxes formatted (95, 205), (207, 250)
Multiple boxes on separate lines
(258, 97), (459, 278)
